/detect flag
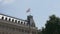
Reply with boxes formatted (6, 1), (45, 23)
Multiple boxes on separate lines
(26, 8), (30, 13)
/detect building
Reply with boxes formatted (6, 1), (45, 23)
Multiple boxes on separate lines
(0, 13), (37, 34)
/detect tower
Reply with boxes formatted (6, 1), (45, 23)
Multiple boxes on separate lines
(27, 15), (35, 27)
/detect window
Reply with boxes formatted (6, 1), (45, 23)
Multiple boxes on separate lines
(9, 18), (11, 21)
(15, 20), (17, 23)
(12, 19), (14, 22)
(21, 22), (23, 24)
(32, 32), (36, 34)
(2, 32), (4, 34)
(22, 29), (24, 32)
(24, 22), (25, 25)
(5, 18), (7, 20)
(18, 21), (20, 24)
(2, 25), (5, 28)
(12, 28), (15, 31)
(2, 17), (4, 20)
(19, 29), (21, 32)
(8, 27), (12, 31)
(16, 28), (19, 31)
(25, 30), (28, 33)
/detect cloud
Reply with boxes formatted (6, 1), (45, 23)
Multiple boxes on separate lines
(0, 0), (15, 5)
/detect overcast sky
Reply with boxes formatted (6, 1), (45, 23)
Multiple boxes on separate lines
(0, 0), (60, 29)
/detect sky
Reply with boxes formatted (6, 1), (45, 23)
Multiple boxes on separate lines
(0, 0), (60, 29)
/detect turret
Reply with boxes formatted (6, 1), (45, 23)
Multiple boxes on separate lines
(27, 15), (35, 27)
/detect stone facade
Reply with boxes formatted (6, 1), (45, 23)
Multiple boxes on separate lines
(0, 14), (37, 34)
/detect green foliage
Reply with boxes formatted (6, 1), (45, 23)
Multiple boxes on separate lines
(42, 15), (60, 34)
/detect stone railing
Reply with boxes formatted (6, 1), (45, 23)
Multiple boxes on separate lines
(0, 14), (28, 25)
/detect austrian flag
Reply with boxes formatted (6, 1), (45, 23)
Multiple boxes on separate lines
(26, 8), (30, 13)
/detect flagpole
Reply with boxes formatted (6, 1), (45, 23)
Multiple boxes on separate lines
(26, 8), (32, 16)
(26, 8), (32, 34)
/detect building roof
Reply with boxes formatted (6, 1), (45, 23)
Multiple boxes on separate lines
(0, 13), (27, 22)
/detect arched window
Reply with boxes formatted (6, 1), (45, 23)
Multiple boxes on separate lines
(5, 18), (7, 20)
(12, 19), (14, 22)
(18, 21), (20, 24)
(15, 20), (17, 23)
(19, 29), (21, 32)
(2, 17), (4, 20)
(12, 28), (15, 31)
(21, 29), (24, 32)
